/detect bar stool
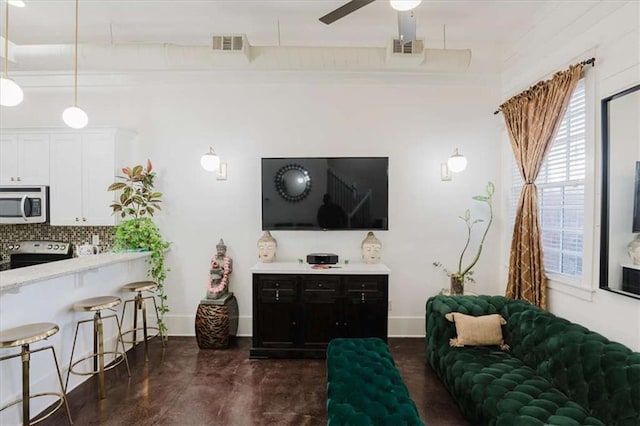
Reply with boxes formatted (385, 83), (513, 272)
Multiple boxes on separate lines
(65, 296), (130, 400)
(0, 322), (73, 425)
(120, 281), (165, 361)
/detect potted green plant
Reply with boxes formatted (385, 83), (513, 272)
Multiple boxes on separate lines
(108, 160), (170, 338)
(434, 181), (495, 295)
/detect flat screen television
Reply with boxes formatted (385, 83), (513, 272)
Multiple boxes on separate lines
(634, 161), (640, 233)
(261, 157), (389, 230)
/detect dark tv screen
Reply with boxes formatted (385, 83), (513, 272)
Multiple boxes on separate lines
(261, 157), (389, 230)
(634, 161), (640, 233)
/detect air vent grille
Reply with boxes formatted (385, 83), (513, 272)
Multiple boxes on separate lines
(212, 35), (244, 51)
(392, 39), (424, 54)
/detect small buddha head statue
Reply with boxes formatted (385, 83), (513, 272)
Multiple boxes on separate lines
(361, 231), (382, 264)
(257, 231), (277, 263)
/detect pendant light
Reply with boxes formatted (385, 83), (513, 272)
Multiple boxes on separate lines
(0, 0), (24, 107)
(447, 148), (468, 173)
(62, 0), (88, 129)
(390, 0), (422, 11)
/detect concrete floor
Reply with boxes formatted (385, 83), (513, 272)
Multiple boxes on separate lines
(42, 337), (469, 426)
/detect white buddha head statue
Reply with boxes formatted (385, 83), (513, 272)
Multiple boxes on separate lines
(257, 231), (277, 263)
(361, 231), (382, 264)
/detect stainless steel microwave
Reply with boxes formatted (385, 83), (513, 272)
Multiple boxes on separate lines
(0, 186), (49, 224)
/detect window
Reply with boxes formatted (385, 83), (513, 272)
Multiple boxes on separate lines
(510, 78), (586, 278)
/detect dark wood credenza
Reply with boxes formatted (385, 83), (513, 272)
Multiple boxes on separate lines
(250, 262), (390, 359)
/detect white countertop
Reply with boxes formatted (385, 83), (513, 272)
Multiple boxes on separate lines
(251, 261), (390, 275)
(0, 251), (151, 293)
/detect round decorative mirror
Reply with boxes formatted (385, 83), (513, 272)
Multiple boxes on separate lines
(274, 164), (312, 202)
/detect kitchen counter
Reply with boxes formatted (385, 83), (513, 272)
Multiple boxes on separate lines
(0, 251), (151, 293)
(0, 250), (152, 423)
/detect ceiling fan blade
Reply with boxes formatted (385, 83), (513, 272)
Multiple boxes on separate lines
(319, 0), (376, 25)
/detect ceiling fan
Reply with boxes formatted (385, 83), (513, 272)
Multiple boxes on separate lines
(319, 0), (422, 44)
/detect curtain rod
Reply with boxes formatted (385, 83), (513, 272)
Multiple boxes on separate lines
(493, 57), (595, 115)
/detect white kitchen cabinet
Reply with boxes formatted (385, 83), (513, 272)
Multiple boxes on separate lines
(0, 133), (50, 185)
(49, 130), (133, 226)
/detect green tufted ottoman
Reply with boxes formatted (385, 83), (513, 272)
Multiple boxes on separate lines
(326, 337), (425, 426)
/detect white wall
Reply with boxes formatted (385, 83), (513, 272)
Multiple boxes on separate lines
(1, 66), (504, 338)
(499, 0), (640, 350)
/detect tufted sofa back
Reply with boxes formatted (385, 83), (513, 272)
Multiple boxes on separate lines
(426, 295), (640, 425)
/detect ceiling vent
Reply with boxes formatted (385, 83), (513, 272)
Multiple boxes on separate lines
(391, 39), (424, 54)
(211, 34), (251, 63)
(386, 38), (425, 67)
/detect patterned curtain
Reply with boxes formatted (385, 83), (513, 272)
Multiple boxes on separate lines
(502, 64), (582, 309)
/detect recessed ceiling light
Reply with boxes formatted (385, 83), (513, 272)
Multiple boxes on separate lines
(8, 1), (26, 8)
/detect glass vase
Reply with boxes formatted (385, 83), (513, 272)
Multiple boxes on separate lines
(450, 274), (464, 295)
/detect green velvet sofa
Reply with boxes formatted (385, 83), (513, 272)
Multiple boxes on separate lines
(425, 295), (640, 426)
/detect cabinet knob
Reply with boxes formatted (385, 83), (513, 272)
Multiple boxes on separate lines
(75, 217), (79, 222)
(335, 322), (340, 326)
(275, 283), (279, 287)
(16, 177), (21, 181)
(82, 217), (87, 222)
(10, 177), (15, 181)
(343, 322), (347, 326)
(318, 283), (323, 287)
(361, 284), (365, 288)
(292, 321), (296, 326)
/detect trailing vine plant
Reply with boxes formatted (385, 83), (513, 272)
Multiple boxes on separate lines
(433, 181), (495, 290)
(108, 160), (170, 339)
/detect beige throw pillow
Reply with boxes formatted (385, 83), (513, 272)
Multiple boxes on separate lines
(445, 312), (509, 350)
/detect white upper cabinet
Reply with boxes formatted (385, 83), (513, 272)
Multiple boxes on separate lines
(0, 133), (50, 185)
(49, 129), (133, 226)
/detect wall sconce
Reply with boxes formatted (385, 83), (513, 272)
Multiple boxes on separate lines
(200, 147), (227, 180)
(441, 148), (467, 181)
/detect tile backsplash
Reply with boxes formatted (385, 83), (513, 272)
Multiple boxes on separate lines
(0, 224), (114, 260)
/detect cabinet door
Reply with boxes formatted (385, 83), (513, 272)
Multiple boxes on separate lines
(49, 134), (83, 225)
(0, 135), (19, 184)
(18, 134), (50, 185)
(301, 276), (341, 347)
(343, 276), (388, 340)
(81, 133), (115, 225)
(255, 275), (298, 348)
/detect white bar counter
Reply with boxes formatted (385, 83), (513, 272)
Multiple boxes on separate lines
(0, 251), (152, 424)
(0, 251), (151, 293)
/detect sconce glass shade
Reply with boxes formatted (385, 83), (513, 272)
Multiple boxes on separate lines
(8, 1), (26, 7)
(201, 148), (220, 172)
(62, 105), (88, 129)
(390, 0), (422, 11)
(447, 148), (467, 173)
(0, 76), (23, 106)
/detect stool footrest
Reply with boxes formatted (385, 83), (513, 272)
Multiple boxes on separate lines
(68, 351), (128, 377)
(121, 327), (161, 345)
(0, 392), (67, 425)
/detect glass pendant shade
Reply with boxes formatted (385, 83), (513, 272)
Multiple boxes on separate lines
(447, 148), (467, 173)
(62, 105), (88, 129)
(200, 148), (220, 172)
(0, 76), (23, 106)
(390, 0), (422, 11)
